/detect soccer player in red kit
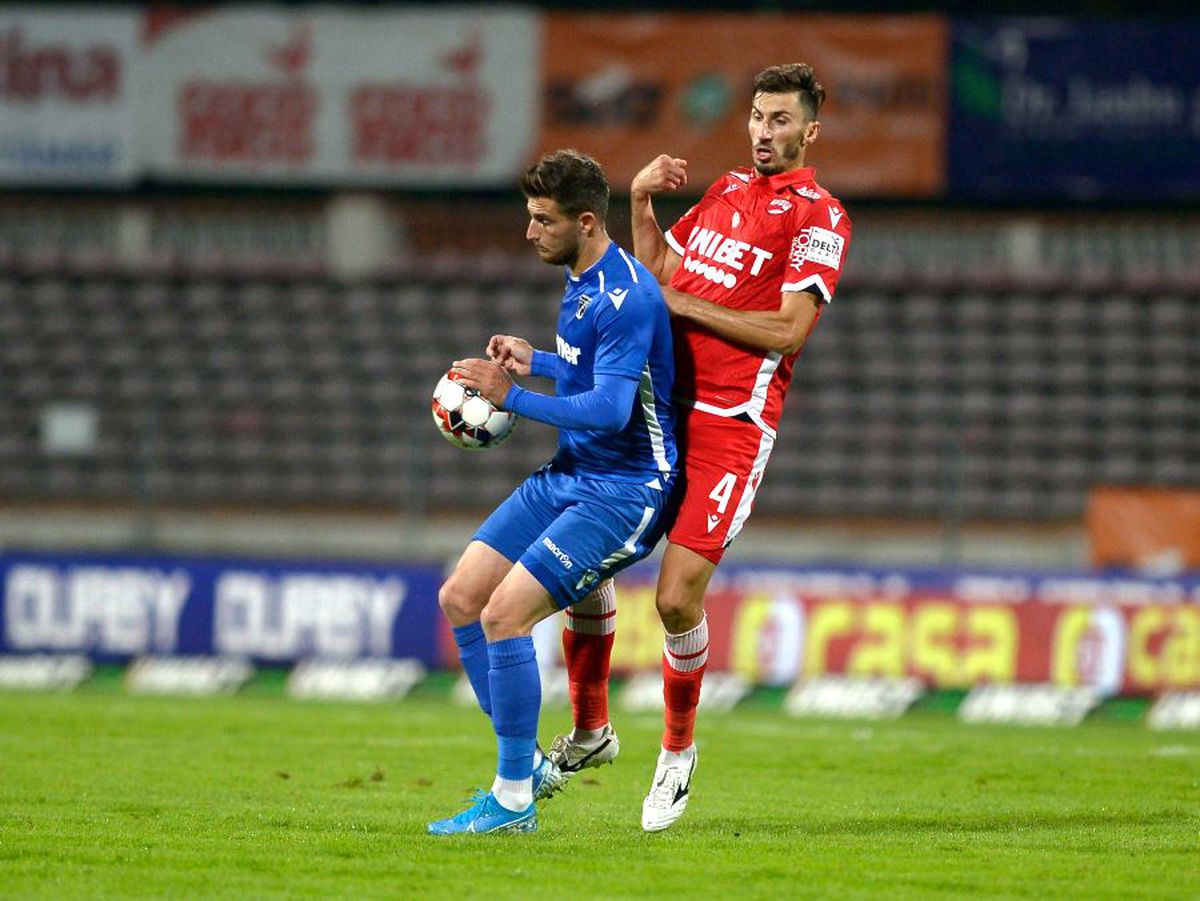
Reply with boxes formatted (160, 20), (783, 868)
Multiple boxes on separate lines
(542, 62), (852, 831)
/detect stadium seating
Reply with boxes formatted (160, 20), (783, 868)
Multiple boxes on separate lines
(1, 202), (1196, 520)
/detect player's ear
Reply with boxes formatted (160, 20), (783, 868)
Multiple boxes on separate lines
(803, 119), (821, 147)
(578, 211), (597, 238)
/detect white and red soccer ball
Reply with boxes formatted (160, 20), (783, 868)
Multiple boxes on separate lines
(431, 369), (518, 450)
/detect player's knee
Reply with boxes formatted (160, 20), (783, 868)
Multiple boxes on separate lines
(479, 599), (519, 642)
(655, 585), (705, 634)
(438, 572), (486, 626)
(480, 579), (542, 641)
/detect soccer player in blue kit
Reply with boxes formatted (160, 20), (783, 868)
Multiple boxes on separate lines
(428, 149), (678, 835)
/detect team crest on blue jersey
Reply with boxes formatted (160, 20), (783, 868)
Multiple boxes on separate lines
(576, 294), (594, 319)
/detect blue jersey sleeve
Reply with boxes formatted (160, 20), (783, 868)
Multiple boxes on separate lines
(503, 372), (637, 433)
(530, 349), (557, 379)
(591, 290), (654, 379)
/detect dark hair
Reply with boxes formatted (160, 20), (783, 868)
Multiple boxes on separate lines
(753, 63), (825, 120)
(519, 149), (610, 222)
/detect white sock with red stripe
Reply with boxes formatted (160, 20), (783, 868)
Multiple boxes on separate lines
(661, 615), (709, 752)
(563, 579), (616, 741)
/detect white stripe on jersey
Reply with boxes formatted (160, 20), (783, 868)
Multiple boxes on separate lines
(724, 428), (775, 548)
(664, 229), (687, 258)
(638, 362), (672, 473)
(745, 351), (781, 426)
(782, 273), (834, 303)
(596, 505), (656, 574)
(598, 269), (606, 295)
(679, 393), (779, 440)
(617, 247), (640, 284)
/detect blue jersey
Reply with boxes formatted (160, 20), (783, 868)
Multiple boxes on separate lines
(530, 242), (677, 483)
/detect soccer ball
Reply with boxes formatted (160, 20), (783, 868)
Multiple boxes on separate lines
(431, 369), (518, 450)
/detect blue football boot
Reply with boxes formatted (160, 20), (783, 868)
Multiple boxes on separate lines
(427, 791), (537, 835)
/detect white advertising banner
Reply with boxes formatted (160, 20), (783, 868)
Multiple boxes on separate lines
(141, 6), (540, 186)
(0, 8), (140, 185)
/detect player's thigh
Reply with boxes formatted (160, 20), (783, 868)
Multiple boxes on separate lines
(656, 540), (718, 627)
(480, 563), (560, 640)
(520, 477), (669, 610)
(472, 468), (564, 564)
(668, 414), (775, 561)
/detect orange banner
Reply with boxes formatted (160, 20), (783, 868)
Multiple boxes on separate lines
(1089, 487), (1200, 571)
(539, 13), (947, 198)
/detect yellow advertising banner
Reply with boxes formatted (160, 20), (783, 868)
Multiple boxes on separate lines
(539, 13), (947, 197)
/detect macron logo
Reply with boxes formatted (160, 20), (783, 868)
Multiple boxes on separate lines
(542, 537), (573, 569)
(829, 207), (844, 228)
(706, 514), (721, 533)
(608, 288), (628, 310)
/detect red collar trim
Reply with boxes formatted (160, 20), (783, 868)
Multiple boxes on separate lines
(752, 167), (816, 192)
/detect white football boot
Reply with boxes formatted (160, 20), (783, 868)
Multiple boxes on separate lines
(535, 724), (620, 799)
(641, 746), (697, 832)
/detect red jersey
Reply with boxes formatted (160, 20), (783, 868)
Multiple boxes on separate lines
(664, 166), (851, 434)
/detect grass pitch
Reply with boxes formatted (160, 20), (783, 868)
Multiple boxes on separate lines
(1, 676), (1196, 899)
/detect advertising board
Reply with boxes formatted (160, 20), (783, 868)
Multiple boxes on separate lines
(539, 13), (947, 197)
(141, 6), (538, 185)
(0, 8), (140, 184)
(0, 551), (444, 666)
(950, 19), (1200, 199)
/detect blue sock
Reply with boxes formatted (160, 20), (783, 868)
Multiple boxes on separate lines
(487, 636), (541, 782)
(452, 622), (491, 717)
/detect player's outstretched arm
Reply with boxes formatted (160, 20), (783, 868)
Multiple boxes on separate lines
(630, 155), (686, 285)
(504, 372), (638, 433)
(663, 288), (822, 356)
(452, 358), (637, 432)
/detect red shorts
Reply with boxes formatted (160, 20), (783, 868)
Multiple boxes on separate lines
(667, 408), (776, 564)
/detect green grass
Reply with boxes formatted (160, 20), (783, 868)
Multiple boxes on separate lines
(1, 679), (1197, 899)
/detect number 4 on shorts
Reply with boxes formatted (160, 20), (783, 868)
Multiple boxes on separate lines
(709, 472), (737, 514)
(707, 472), (737, 533)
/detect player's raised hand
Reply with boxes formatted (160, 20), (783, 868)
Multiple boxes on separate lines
(486, 335), (533, 376)
(631, 154), (688, 197)
(452, 357), (514, 407)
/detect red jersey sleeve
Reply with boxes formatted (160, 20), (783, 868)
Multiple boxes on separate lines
(781, 196), (852, 304)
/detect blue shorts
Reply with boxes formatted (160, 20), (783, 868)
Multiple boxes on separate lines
(474, 467), (672, 609)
